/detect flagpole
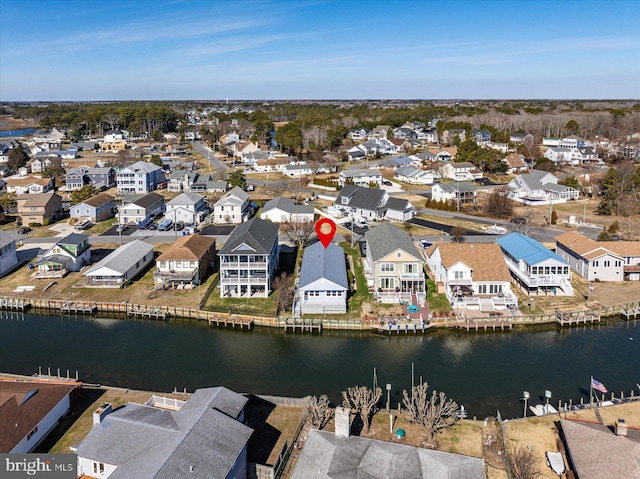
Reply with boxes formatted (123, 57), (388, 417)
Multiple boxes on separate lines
(589, 376), (593, 406)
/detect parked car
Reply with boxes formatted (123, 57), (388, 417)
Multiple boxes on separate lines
(116, 224), (128, 233)
(17, 227), (31, 235)
(147, 223), (157, 230)
(511, 217), (526, 224)
(383, 180), (392, 186)
(175, 221), (185, 231)
(158, 219), (173, 231)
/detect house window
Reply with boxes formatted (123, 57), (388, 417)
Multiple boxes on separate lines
(176, 261), (182, 268)
(478, 284), (486, 294)
(615, 260), (621, 267)
(26, 426), (38, 440)
(380, 278), (395, 289)
(341, 197), (348, 204)
(404, 264), (417, 274)
(593, 261), (599, 267)
(454, 270), (464, 279)
(380, 264), (394, 272)
(604, 260), (610, 267)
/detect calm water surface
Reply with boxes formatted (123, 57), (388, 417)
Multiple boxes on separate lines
(0, 127), (38, 137)
(1, 312), (638, 418)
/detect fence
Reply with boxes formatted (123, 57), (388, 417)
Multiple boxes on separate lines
(496, 411), (513, 479)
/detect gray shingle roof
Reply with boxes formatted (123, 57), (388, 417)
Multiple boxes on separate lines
(438, 182), (476, 193)
(167, 192), (204, 206)
(0, 230), (16, 250)
(365, 222), (422, 263)
(298, 242), (348, 290)
(336, 185), (386, 212)
(76, 387), (251, 479)
(385, 197), (411, 212)
(290, 430), (485, 479)
(125, 192), (164, 209)
(262, 197), (314, 215)
(84, 240), (154, 275)
(218, 218), (279, 255)
(58, 233), (88, 247)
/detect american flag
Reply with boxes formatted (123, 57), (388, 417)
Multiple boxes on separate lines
(592, 378), (608, 394)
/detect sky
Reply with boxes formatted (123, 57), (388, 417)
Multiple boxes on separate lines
(1, 0), (639, 101)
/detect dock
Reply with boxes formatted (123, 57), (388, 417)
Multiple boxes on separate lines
(372, 320), (435, 334)
(284, 321), (322, 333)
(556, 310), (600, 327)
(207, 315), (253, 330)
(128, 307), (169, 320)
(60, 302), (97, 314)
(0, 297), (31, 311)
(620, 307), (640, 320)
(454, 318), (513, 332)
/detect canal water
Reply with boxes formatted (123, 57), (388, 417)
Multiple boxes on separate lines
(1, 312), (638, 418)
(0, 127), (38, 137)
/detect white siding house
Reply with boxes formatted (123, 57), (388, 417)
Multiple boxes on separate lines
(83, 240), (154, 286)
(0, 231), (18, 278)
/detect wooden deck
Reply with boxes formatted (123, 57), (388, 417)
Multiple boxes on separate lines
(620, 307), (640, 320)
(0, 297), (31, 311)
(61, 302), (98, 315)
(284, 320), (322, 333)
(453, 318), (513, 332)
(556, 310), (601, 327)
(372, 320), (436, 334)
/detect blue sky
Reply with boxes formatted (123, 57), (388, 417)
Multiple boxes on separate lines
(1, 0), (639, 100)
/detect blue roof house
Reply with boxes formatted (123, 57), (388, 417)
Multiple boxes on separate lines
(496, 233), (573, 296)
(295, 242), (348, 315)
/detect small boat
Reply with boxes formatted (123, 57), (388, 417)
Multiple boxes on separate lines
(545, 451), (566, 476)
(484, 224), (507, 235)
(529, 404), (558, 416)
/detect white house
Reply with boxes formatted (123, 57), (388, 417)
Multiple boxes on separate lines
(426, 242), (516, 312)
(544, 147), (574, 165)
(116, 161), (165, 194)
(260, 197), (315, 223)
(33, 233), (91, 279)
(5, 174), (54, 195)
(339, 168), (383, 187)
(441, 162), (483, 181)
(502, 153), (527, 174)
(431, 182), (477, 206)
(334, 185), (415, 222)
(83, 240), (154, 286)
(119, 192), (164, 225)
(0, 231), (18, 278)
(282, 163), (313, 178)
(104, 130), (125, 142)
(295, 242), (348, 315)
(394, 166), (435, 185)
(164, 191), (208, 225)
(497, 232), (573, 296)
(508, 170), (579, 204)
(212, 186), (252, 224)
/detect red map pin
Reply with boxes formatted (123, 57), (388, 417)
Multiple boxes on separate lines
(315, 218), (336, 248)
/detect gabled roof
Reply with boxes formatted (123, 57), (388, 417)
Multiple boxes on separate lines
(503, 154), (526, 169)
(497, 232), (567, 265)
(119, 161), (162, 174)
(0, 230), (17, 250)
(84, 240), (154, 276)
(17, 192), (60, 207)
(365, 222), (422, 263)
(124, 192), (164, 209)
(291, 430), (484, 479)
(215, 186), (249, 205)
(167, 192), (204, 206)
(76, 387), (251, 479)
(385, 197), (411, 212)
(156, 235), (215, 262)
(555, 231), (628, 259)
(298, 242), (348, 290)
(336, 185), (386, 212)
(218, 218), (279, 255)
(430, 243), (510, 281)
(517, 170), (558, 190)
(261, 197), (314, 215)
(436, 182), (476, 193)
(341, 168), (382, 178)
(0, 380), (78, 453)
(82, 192), (115, 208)
(57, 233), (88, 248)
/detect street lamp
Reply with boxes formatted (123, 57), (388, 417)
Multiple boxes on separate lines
(522, 391), (529, 418)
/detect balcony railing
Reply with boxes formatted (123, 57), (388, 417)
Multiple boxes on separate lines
(399, 272), (425, 280)
(220, 276), (268, 285)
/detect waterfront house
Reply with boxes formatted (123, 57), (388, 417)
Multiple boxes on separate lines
(164, 192), (208, 225)
(555, 231), (640, 281)
(0, 379), (79, 453)
(83, 240), (154, 286)
(431, 182), (477, 206)
(116, 161), (165, 194)
(217, 218), (279, 298)
(34, 233), (91, 279)
(496, 232), (573, 295)
(70, 192), (116, 223)
(260, 197), (314, 223)
(212, 186), (251, 225)
(426, 242), (516, 312)
(118, 192), (164, 225)
(17, 192), (62, 225)
(75, 387), (251, 479)
(339, 168), (383, 187)
(508, 170), (579, 204)
(154, 235), (216, 287)
(295, 242), (348, 315)
(291, 429), (484, 479)
(0, 230), (18, 278)
(364, 222), (425, 304)
(334, 185), (415, 223)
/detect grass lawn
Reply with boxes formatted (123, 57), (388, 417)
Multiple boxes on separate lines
(426, 278), (451, 314)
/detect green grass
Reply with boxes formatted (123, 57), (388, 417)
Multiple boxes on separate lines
(202, 273), (279, 316)
(341, 242), (372, 315)
(426, 278), (451, 313)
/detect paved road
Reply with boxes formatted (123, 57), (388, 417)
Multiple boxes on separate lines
(192, 141), (229, 178)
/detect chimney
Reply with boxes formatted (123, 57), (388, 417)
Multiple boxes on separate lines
(615, 418), (628, 437)
(334, 407), (351, 438)
(93, 403), (113, 425)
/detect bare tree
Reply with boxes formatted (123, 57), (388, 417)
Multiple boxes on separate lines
(450, 226), (465, 243)
(485, 186), (514, 218)
(279, 219), (316, 247)
(104, 113), (120, 131)
(508, 445), (542, 479)
(402, 382), (459, 447)
(302, 395), (333, 430)
(273, 272), (294, 314)
(341, 385), (382, 435)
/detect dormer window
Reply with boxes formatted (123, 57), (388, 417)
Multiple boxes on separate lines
(341, 197), (348, 204)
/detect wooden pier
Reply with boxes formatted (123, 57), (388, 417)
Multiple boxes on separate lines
(127, 307), (169, 320)
(0, 297), (30, 311)
(556, 310), (601, 327)
(60, 302), (97, 315)
(454, 318), (513, 332)
(207, 315), (253, 329)
(620, 307), (640, 320)
(284, 321), (322, 333)
(372, 321), (435, 334)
